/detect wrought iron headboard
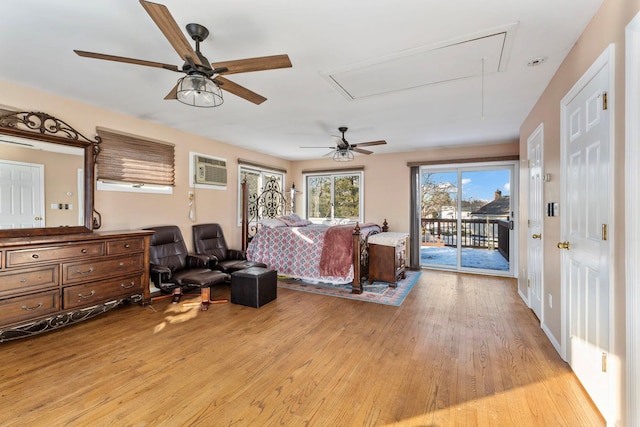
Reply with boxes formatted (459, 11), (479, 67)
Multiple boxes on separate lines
(241, 176), (295, 250)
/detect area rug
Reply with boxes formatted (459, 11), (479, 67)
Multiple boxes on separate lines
(277, 270), (421, 306)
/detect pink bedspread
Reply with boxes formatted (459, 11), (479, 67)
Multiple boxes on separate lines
(246, 223), (380, 284)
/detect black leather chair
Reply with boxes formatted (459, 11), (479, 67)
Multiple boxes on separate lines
(144, 225), (229, 310)
(192, 223), (267, 274)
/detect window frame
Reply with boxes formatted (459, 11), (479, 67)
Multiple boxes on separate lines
(303, 170), (364, 224)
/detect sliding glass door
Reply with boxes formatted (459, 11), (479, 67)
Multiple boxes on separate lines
(419, 162), (516, 276)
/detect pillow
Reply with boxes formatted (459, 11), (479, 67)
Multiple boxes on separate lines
(259, 218), (287, 228)
(280, 213), (301, 221)
(279, 214), (313, 227)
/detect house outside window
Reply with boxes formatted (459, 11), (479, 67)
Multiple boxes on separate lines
(304, 171), (363, 224)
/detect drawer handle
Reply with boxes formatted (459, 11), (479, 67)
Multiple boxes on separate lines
(124, 244), (131, 249)
(121, 281), (136, 289)
(81, 248), (87, 253)
(21, 302), (43, 311)
(76, 267), (95, 275)
(20, 278), (27, 283)
(31, 254), (39, 259)
(78, 290), (96, 299)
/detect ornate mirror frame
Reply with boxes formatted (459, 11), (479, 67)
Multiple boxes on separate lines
(0, 111), (99, 238)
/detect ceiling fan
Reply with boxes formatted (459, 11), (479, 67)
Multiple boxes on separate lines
(301, 127), (387, 161)
(74, 0), (292, 107)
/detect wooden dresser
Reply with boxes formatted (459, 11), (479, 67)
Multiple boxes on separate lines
(0, 230), (153, 342)
(368, 232), (408, 287)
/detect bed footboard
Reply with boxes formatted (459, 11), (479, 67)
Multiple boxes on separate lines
(351, 219), (388, 294)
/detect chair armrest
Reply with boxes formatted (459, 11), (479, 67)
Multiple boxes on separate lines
(204, 255), (219, 268)
(186, 254), (212, 268)
(149, 264), (172, 286)
(227, 249), (246, 260)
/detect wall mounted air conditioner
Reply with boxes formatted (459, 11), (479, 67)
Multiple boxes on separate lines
(194, 155), (227, 186)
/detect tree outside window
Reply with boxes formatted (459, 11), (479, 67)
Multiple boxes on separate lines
(305, 171), (362, 223)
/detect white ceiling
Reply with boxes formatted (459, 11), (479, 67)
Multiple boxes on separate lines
(0, 0), (603, 160)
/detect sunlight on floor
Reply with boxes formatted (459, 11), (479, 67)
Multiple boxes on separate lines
(152, 297), (202, 333)
(382, 372), (589, 426)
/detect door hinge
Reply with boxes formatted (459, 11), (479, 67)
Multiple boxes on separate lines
(602, 352), (608, 372)
(602, 92), (608, 110)
(528, 160), (532, 168)
(602, 224), (608, 241)
(528, 220), (531, 228)
(527, 279), (531, 288)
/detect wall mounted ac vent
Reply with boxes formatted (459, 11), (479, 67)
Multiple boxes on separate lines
(195, 155), (227, 186)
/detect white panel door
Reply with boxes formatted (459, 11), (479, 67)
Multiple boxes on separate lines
(527, 124), (544, 321)
(562, 60), (611, 419)
(0, 160), (44, 229)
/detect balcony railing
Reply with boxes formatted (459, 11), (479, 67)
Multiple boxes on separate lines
(421, 218), (510, 261)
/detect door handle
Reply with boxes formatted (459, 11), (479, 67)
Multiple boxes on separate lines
(532, 234), (542, 239)
(34, 216), (43, 221)
(557, 241), (570, 250)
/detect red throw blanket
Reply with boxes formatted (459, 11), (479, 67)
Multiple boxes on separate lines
(319, 223), (377, 277)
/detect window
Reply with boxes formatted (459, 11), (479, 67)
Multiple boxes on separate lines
(238, 162), (285, 225)
(304, 170), (363, 224)
(95, 127), (174, 194)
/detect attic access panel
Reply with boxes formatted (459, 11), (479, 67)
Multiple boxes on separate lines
(324, 24), (517, 100)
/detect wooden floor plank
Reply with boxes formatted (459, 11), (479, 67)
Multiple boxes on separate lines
(0, 270), (604, 426)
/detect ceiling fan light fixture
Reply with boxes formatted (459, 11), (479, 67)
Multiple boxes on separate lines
(333, 149), (354, 162)
(176, 74), (223, 107)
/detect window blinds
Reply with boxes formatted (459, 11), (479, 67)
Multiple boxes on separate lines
(96, 127), (175, 186)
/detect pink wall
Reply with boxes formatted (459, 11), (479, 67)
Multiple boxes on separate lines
(0, 79), (517, 251)
(519, 0), (640, 423)
(291, 142), (518, 234)
(0, 80), (291, 250)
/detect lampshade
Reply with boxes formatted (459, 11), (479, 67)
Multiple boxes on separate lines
(176, 74), (224, 107)
(333, 149), (354, 162)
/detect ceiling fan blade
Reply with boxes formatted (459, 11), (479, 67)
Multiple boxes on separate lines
(300, 146), (336, 149)
(352, 140), (387, 147)
(212, 54), (292, 75)
(352, 147), (373, 155)
(214, 76), (267, 105)
(139, 0), (202, 66)
(164, 83), (178, 100)
(74, 50), (181, 72)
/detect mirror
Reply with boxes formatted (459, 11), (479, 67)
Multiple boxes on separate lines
(0, 111), (96, 238)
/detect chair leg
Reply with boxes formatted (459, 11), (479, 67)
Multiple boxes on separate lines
(200, 288), (211, 311)
(171, 288), (182, 304)
(198, 287), (228, 311)
(151, 287), (182, 304)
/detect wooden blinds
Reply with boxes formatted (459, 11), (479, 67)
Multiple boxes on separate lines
(96, 127), (175, 186)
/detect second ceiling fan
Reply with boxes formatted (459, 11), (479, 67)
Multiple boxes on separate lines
(302, 127), (387, 161)
(74, 0), (292, 107)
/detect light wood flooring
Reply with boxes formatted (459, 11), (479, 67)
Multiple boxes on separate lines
(0, 270), (604, 426)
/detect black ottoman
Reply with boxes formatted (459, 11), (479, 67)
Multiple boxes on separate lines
(231, 267), (277, 308)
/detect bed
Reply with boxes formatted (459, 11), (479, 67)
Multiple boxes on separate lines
(240, 177), (387, 293)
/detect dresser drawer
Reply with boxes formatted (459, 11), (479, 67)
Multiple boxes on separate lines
(107, 238), (144, 255)
(0, 290), (60, 325)
(62, 254), (144, 284)
(63, 275), (142, 309)
(6, 243), (105, 267)
(0, 266), (59, 297)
